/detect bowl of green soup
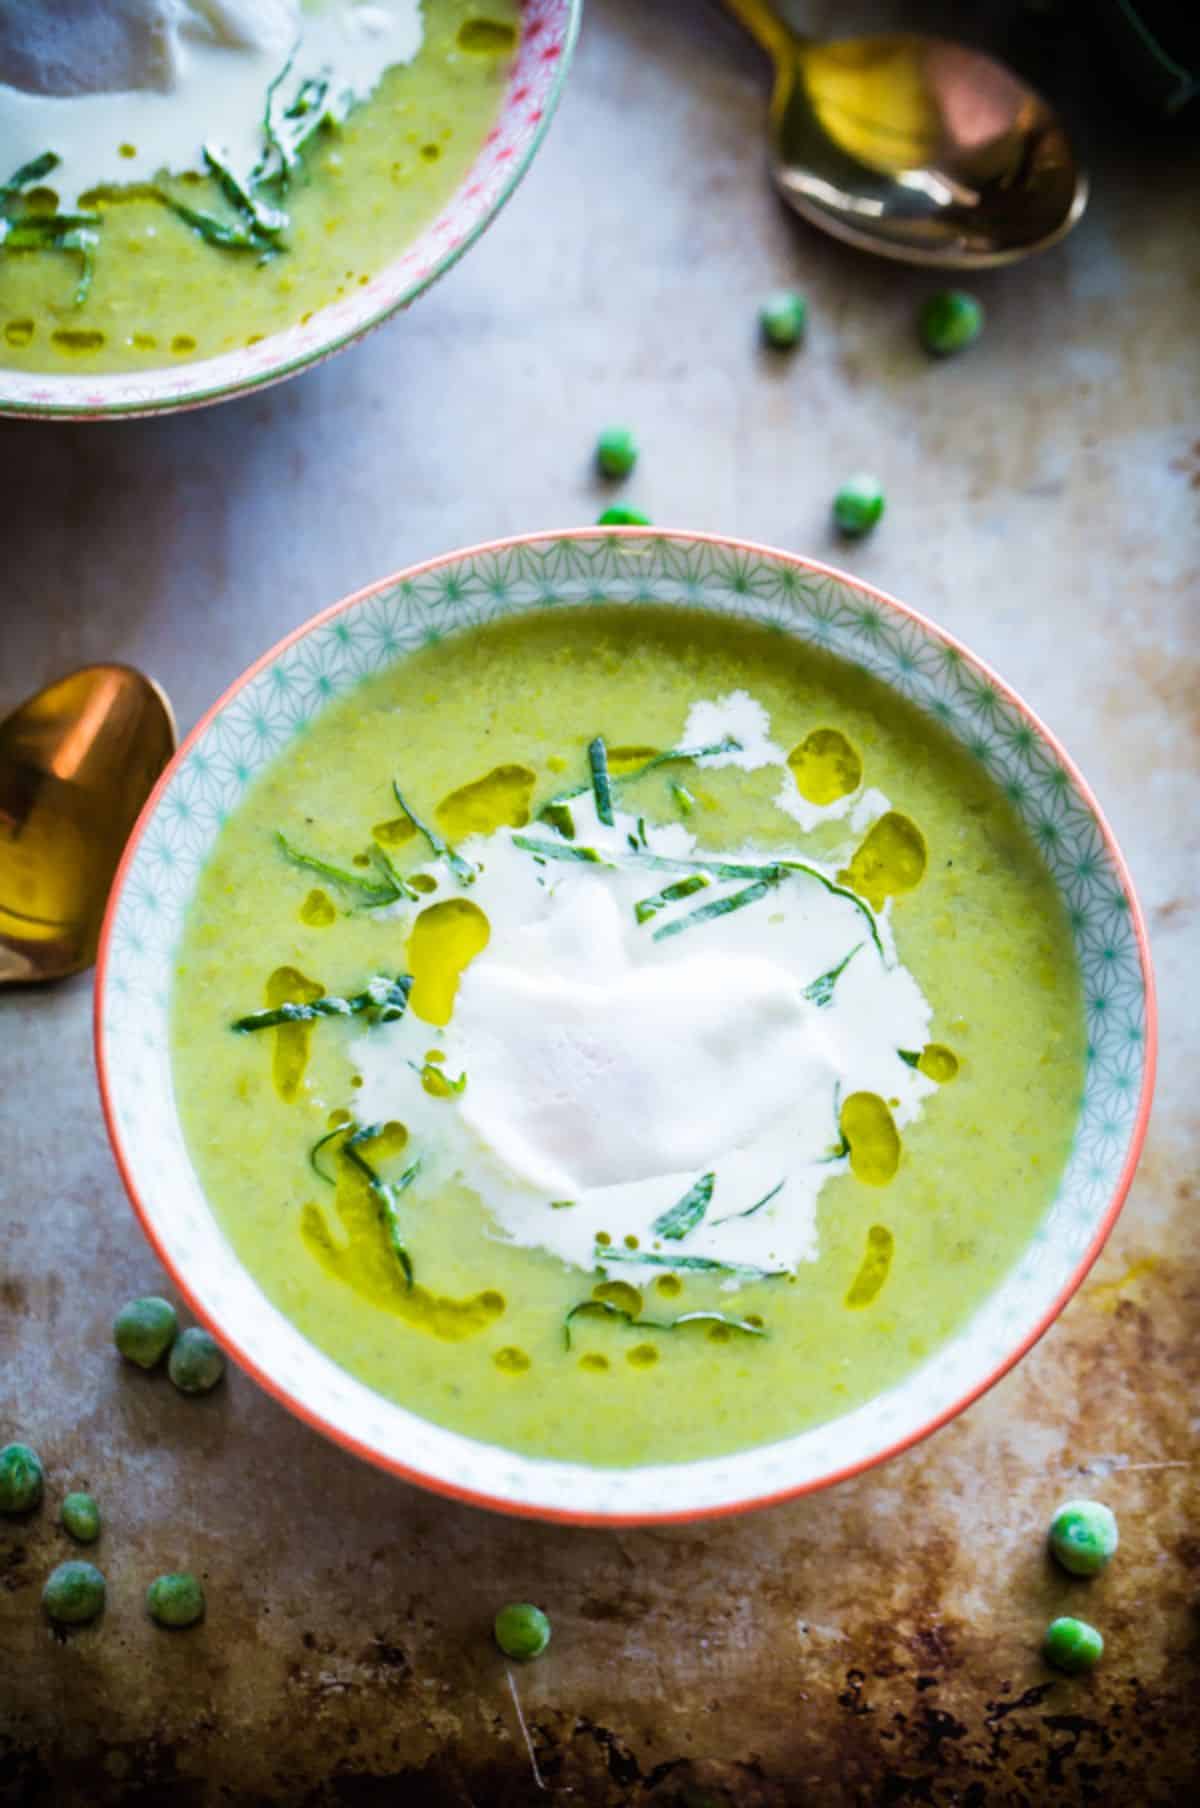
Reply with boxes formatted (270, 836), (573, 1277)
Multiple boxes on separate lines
(0, 2), (578, 419)
(96, 530), (1155, 1522)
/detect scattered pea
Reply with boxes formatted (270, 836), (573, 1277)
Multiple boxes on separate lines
(1049, 1499), (1119, 1577)
(113, 1296), (178, 1370)
(61, 1492), (101, 1544)
(147, 1571), (206, 1628)
(597, 506), (651, 527)
(43, 1560), (106, 1626)
(0, 1442), (44, 1516)
(1044, 1615), (1103, 1674)
(595, 426), (638, 480)
(167, 1327), (225, 1395)
(918, 289), (984, 357)
(759, 288), (807, 348)
(494, 1601), (551, 1661)
(832, 474), (885, 538)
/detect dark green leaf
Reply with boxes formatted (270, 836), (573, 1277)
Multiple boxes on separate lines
(563, 1297), (766, 1351)
(897, 1048), (922, 1069)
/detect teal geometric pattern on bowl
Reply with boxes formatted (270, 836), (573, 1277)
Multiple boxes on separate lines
(97, 531), (1154, 1523)
(0, 0), (580, 422)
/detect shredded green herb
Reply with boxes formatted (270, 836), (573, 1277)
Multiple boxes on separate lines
(276, 831), (404, 907)
(0, 150), (60, 199)
(309, 1123), (351, 1185)
(511, 834), (612, 867)
(550, 1199), (576, 1210)
(780, 860), (884, 956)
(652, 876), (778, 942)
(897, 1049), (921, 1069)
(652, 1172), (715, 1241)
(619, 736), (742, 782)
(597, 1246), (787, 1282)
(803, 943), (864, 1007)
(713, 1179), (785, 1225)
(539, 800), (577, 840)
(392, 780), (477, 886)
(232, 973), (411, 1034)
(305, 1120), (417, 1286)
(342, 1132), (419, 1290)
(202, 143), (288, 237)
(409, 1060), (467, 1095)
(153, 189), (276, 252)
(670, 780), (695, 816)
(588, 737), (615, 826)
(633, 872), (712, 924)
(563, 1297), (767, 1352)
(0, 157), (101, 309)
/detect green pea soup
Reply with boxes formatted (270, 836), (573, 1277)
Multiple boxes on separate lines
(170, 607), (1086, 1467)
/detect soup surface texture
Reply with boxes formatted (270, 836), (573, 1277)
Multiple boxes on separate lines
(0, 0), (518, 375)
(171, 607), (1086, 1467)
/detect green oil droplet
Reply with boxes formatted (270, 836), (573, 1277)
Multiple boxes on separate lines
(627, 1344), (660, 1369)
(845, 1225), (895, 1308)
(436, 764), (537, 839)
(299, 888), (336, 927)
(788, 728), (863, 805)
(839, 812), (927, 910)
(919, 1043), (960, 1083)
(493, 1347), (531, 1374)
(407, 898), (490, 1026)
(840, 1092), (901, 1186)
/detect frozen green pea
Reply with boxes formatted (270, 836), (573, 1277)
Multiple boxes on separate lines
(1044, 1615), (1103, 1674)
(494, 1601), (551, 1660)
(147, 1571), (206, 1628)
(114, 1296), (178, 1370)
(918, 290), (984, 356)
(1049, 1499), (1118, 1577)
(0, 1442), (44, 1515)
(43, 1560), (105, 1626)
(759, 289), (807, 348)
(597, 506), (651, 527)
(61, 1492), (101, 1544)
(832, 475), (885, 538)
(595, 427), (638, 480)
(167, 1327), (225, 1395)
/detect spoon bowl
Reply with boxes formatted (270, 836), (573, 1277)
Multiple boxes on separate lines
(0, 666), (176, 985)
(723, 3), (1088, 266)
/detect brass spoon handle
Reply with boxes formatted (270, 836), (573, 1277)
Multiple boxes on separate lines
(717, 0), (804, 61)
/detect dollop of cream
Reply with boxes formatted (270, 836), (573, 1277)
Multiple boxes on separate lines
(0, 1), (424, 205)
(351, 700), (938, 1282)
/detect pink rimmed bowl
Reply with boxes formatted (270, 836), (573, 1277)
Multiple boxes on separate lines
(0, 0), (579, 421)
(95, 530), (1155, 1524)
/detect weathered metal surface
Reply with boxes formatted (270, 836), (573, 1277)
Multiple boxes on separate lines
(1, 2), (1197, 1801)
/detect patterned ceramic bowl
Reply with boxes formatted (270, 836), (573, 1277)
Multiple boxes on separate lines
(0, 0), (579, 422)
(96, 531), (1155, 1524)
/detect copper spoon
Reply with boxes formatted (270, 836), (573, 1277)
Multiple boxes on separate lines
(719, 0), (1088, 266)
(0, 665), (177, 985)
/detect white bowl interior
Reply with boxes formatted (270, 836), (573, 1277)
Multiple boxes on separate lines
(0, 0), (578, 419)
(98, 533), (1151, 1519)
